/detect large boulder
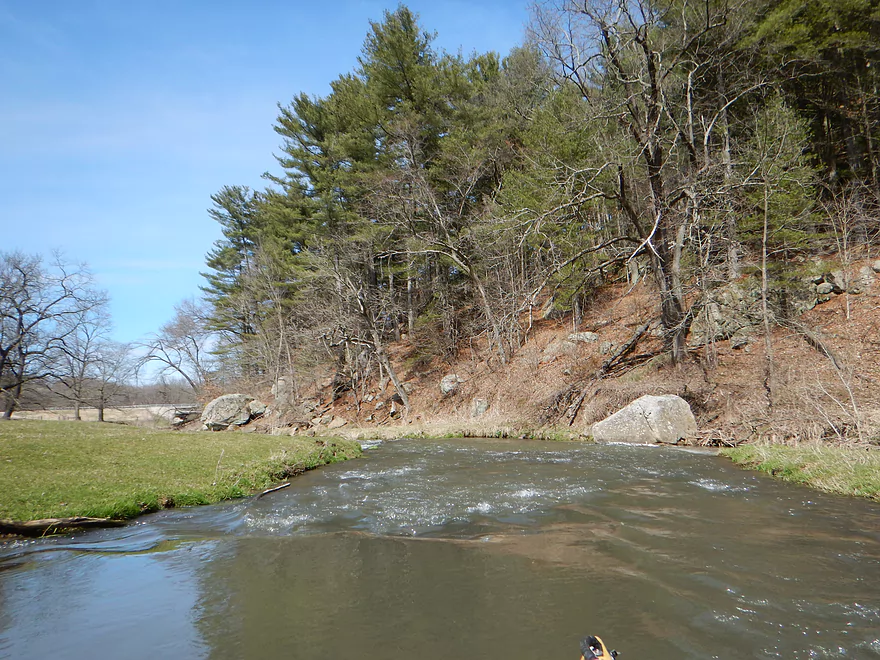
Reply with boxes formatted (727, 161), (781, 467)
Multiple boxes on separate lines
(591, 394), (696, 444)
(201, 394), (264, 431)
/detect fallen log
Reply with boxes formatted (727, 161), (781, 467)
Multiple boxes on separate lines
(0, 516), (127, 537)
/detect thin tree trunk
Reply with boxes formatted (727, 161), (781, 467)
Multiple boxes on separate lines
(407, 276), (415, 335)
(761, 184), (774, 410)
(368, 327), (409, 413)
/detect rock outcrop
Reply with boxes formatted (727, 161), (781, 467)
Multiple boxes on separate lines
(690, 278), (818, 345)
(201, 394), (267, 431)
(591, 394), (696, 444)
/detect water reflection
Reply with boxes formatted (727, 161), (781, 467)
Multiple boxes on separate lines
(0, 439), (878, 659)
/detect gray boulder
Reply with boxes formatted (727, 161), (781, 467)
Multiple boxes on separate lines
(440, 374), (464, 395)
(201, 394), (255, 431)
(591, 394), (696, 444)
(247, 400), (267, 417)
(471, 398), (489, 418)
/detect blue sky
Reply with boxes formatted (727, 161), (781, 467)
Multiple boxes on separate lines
(0, 1), (528, 345)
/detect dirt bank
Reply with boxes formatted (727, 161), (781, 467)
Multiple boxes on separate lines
(289, 265), (880, 448)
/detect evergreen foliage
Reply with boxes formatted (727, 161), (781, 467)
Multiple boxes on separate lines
(198, 2), (880, 395)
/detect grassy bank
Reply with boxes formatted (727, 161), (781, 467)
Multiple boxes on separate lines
(0, 420), (361, 522)
(337, 422), (588, 442)
(721, 444), (880, 502)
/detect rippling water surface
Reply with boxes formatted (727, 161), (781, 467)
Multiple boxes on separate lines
(1, 439), (879, 659)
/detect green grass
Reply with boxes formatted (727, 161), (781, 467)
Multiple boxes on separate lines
(721, 444), (880, 501)
(0, 420), (361, 521)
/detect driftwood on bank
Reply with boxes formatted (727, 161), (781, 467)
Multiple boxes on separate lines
(0, 516), (126, 537)
(256, 482), (290, 499)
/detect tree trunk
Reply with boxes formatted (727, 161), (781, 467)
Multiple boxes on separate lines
(761, 184), (774, 410)
(368, 327), (409, 413)
(407, 276), (415, 335)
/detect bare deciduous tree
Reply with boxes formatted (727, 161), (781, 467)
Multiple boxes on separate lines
(0, 251), (106, 419)
(140, 298), (216, 394)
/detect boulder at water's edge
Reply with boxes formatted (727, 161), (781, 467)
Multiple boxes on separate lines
(201, 394), (258, 431)
(591, 394), (696, 444)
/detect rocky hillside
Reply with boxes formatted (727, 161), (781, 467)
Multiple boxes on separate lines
(259, 258), (880, 446)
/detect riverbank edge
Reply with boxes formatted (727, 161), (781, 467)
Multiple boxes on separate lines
(720, 444), (880, 502)
(0, 420), (362, 533)
(331, 422), (591, 442)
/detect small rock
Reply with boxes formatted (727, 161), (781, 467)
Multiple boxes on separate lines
(247, 400), (267, 417)
(374, 401), (385, 410)
(440, 374), (464, 395)
(816, 282), (835, 295)
(567, 331), (599, 343)
(471, 398), (490, 418)
(872, 259), (880, 274)
(825, 272), (846, 293)
(599, 341), (613, 355)
(730, 333), (750, 349)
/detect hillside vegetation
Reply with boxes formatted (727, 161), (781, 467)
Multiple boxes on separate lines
(187, 2), (880, 445)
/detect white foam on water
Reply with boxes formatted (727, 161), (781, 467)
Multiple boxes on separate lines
(690, 478), (750, 493)
(513, 488), (542, 499)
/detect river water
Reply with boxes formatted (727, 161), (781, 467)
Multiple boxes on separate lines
(1, 439), (878, 659)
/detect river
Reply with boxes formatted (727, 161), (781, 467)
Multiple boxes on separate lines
(1, 439), (878, 659)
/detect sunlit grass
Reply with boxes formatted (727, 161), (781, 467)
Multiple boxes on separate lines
(721, 444), (880, 501)
(0, 420), (361, 521)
